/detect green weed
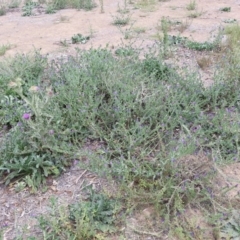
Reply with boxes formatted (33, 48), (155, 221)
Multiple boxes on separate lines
(117, 21), (136, 39)
(0, 44), (12, 56)
(174, 19), (192, 33)
(69, 186), (119, 233)
(225, 23), (240, 48)
(34, 188), (120, 239)
(112, 13), (130, 26)
(59, 39), (70, 47)
(220, 7), (231, 12)
(219, 210), (240, 239)
(223, 18), (237, 23)
(73, 0), (96, 10)
(222, 23), (240, 80)
(160, 17), (171, 56)
(186, 39), (217, 51)
(48, 0), (96, 11)
(168, 34), (221, 51)
(135, 0), (157, 12)
(22, 0), (39, 16)
(71, 33), (90, 44)
(115, 46), (136, 56)
(45, 3), (56, 14)
(0, 5), (7, 15)
(186, 0), (196, 11)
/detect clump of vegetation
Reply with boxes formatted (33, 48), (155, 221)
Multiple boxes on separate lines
(61, 0), (97, 11)
(223, 18), (237, 23)
(69, 187), (119, 234)
(75, 0), (96, 10)
(36, 187), (119, 239)
(167, 34), (221, 51)
(220, 7), (231, 12)
(71, 33), (90, 44)
(112, 13), (130, 26)
(0, 5), (7, 15)
(174, 19), (192, 33)
(224, 23), (240, 48)
(186, 39), (217, 50)
(156, 18), (192, 34)
(115, 46), (136, 56)
(45, 3), (56, 14)
(135, 0), (157, 12)
(185, 0), (202, 18)
(0, 44), (12, 56)
(21, 0), (96, 15)
(59, 39), (70, 47)
(22, 0), (39, 16)
(186, 0), (196, 11)
(223, 23), (240, 79)
(1, 22), (240, 237)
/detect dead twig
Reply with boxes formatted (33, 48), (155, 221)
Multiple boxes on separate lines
(75, 169), (87, 184)
(128, 225), (163, 238)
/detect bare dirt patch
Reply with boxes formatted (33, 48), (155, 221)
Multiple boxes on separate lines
(1, 0), (240, 56)
(215, 162), (240, 204)
(0, 162), (118, 239)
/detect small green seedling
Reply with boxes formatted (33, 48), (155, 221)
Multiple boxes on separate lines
(115, 47), (135, 56)
(112, 13), (130, 26)
(220, 7), (231, 12)
(59, 39), (70, 47)
(223, 19), (237, 23)
(186, 0), (196, 11)
(0, 44), (12, 56)
(71, 33), (90, 44)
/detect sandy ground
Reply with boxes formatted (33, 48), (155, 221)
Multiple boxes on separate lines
(1, 0), (240, 56)
(1, 0), (240, 87)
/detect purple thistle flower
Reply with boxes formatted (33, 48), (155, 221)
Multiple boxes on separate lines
(22, 113), (31, 120)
